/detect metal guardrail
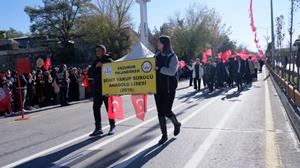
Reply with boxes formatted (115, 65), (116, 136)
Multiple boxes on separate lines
(268, 64), (300, 140)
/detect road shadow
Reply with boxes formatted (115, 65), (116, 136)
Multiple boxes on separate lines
(112, 138), (176, 168)
(3, 100), (91, 119)
(177, 85), (191, 91)
(221, 91), (241, 101)
(15, 134), (108, 168)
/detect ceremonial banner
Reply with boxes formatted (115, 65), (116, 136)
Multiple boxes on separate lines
(16, 57), (31, 74)
(102, 58), (156, 95)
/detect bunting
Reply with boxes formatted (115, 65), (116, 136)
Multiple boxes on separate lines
(249, 0), (264, 57)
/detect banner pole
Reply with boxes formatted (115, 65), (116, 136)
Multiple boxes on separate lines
(17, 73), (24, 118)
(15, 72), (30, 121)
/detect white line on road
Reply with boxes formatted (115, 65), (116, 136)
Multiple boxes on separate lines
(112, 96), (220, 168)
(183, 101), (238, 168)
(88, 102), (186, 151)
(1, 106), (154, 168)
(51, 102), (189, 167)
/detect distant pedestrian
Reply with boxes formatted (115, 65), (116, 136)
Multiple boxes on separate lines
(187, 58), (203, 91)
(55, 65), (69, 106)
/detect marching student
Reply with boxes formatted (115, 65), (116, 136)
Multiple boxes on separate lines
(89, 44), (116, 137)
(154, 35), (182, 145)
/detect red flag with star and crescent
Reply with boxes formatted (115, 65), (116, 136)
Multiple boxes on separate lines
(131, 95), (148, 121)
(108, 96), (124, 120)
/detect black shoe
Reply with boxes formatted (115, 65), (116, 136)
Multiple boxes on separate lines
(108, 126), (116, 135)
(170, 116), (181, 136)
(174, 122), (181, 136)
(89, 129), (103, 137)
(158, 135), (168, 145)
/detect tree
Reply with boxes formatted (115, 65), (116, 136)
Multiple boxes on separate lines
(4, 28), (25, 39)
(78, 0), (135, 59)
(0, 31), (5, 39)
(25, 0), (91, 44)
(150, 4), (233, 61)
(25, 0), (92, 63)
(0, 28), (24, 39)
(275, 15), (285, 49)
(288, 0), (300, 74)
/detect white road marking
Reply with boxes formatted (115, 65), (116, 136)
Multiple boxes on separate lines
(183, 102), (238, 168)
(112, 96), (220, 168)
(1, 107), (154, 168)
(50, 102), (188, 167)
(1, 82), (210, 168)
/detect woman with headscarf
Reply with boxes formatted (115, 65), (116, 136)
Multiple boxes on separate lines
(154, 35), (182, 145)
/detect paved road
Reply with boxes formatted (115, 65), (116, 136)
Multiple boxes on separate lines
(1, 69), (300, 168)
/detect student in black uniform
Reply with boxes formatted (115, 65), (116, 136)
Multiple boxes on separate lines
(89, 44), (116, 137)
(154, 36), (182, 145)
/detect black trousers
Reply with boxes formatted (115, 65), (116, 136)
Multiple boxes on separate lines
(59, 86), (68, 106)
(154, 91), (176, 118)
(208, 81), (214, 92)
(189, 76), (193, 86)
(93, 91), (115, 129)
(194, 78), (201, 90)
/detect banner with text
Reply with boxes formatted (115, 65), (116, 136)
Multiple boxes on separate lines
(102, 58), (156, 95)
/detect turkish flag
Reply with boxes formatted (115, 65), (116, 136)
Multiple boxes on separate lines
(201, 52), (208, 63)
(205, 48), (212, 56)
(258, 50), (264, 57)
(178, 60), (186, 69)
(16, 57), (31, 74)
(236, 50), (249, 61)
(251, 56), (258, 62)
(44, 58), (51, 71)
(220, 50), (231, 62)
(131, 95), (148, 121)
(108, 96), (124, 120)
(217, 52), (223, 59)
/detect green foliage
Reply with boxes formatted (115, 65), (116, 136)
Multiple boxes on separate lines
(77, 0), (135, 59)
(275, 15), (285, 49)
(2, 28), (25, 39)
(0, 31), (6, 39)
(24, 0), (91, 43)
(150, 4), (236, 61)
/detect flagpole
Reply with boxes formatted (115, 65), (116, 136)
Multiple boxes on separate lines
(15, 73), (30, 121)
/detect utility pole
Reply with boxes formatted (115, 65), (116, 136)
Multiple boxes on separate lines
(270, 0), (276, 67)
(136, 0), (150, 47)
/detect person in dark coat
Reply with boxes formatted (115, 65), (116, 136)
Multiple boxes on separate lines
(89, 44), (116, 137)
(35, 69), (45, 107)
(206, 60), (216, 92)
(155, 35), (181, 145)
(188, 59), (194, 86)
(55, 64), (69, 106)
(233, 56), (245, 91)
(12, 72), (28, 112)
(216, 58), (225, 89)
(68, 68), (79, 102)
